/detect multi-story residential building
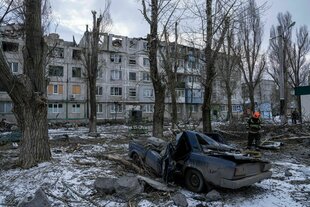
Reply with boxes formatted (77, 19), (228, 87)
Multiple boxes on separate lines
(1, 25), (253, 123)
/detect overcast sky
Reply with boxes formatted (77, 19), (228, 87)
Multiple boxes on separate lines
(51, 0), (310, 50)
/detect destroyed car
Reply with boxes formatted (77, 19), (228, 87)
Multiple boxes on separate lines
(128, 130), (272, 192)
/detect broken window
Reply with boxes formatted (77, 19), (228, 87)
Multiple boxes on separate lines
(110, 87), (122, 96)
(50, 47), (64, 58)
(129, 56), (136, 65)
(112, 36), (122, 47)
(173, 133), (190, 160)
(111, 70), (122, 80)
(2, 41), (19, 52)
(72, 85), (81, 95)
(72, 49), (81, 60)
(129, 39), (138, 49)
(9, 62), (18, 73)
(110, 54), (122, 63)
(129, 72), (136, 81)
(48, 65), (64, 77)
(129, 88), (136, 97)
(72, 67), (81, 78)
(47, 84), (63, 94)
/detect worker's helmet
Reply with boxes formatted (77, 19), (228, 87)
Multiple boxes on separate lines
(253, 111), (260, 119)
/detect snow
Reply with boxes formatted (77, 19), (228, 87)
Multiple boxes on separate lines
(0, 125), (309, 207)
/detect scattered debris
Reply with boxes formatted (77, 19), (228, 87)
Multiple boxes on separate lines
(205, 190), (222, 202)
(172, 193), (188, 207)
(94, 177), (117, 195)
(285, 169), (293, 177)
(114, 174), (144, 201)
(137, 175), (175, 192)
(17, 188), (51, 207)
(0, 123), (310, 207)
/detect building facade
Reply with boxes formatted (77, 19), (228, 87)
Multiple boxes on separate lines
(1, 27), (249, 123)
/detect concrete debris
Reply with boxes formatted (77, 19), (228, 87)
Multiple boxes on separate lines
(17, 188), (51, 207)
(94, 177), (117, 195)
(115, 174), (144, 201)
(205, 190), (222, 202)
(172, 193), (188, 207)
(94, 175), (144, 201)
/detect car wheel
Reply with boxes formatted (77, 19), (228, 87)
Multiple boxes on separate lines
(132, 152), (141, 165)
(185, 169), (205, 193)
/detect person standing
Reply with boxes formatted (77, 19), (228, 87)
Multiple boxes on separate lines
(291, 109), (298, 124)
(247, 112), (262, 150)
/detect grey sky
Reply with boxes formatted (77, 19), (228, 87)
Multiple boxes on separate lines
(51, 0), (310, 50)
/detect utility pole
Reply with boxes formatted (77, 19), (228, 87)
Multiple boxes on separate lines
(276, 22), (295, 124)
(277, 25), (286, 123)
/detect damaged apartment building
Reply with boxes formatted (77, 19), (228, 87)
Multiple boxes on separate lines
(0, 25), (244, 123)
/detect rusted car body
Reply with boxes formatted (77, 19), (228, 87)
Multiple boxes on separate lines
(129, 130), (272, 192)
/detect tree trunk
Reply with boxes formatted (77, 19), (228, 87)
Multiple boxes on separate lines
(148, 0), (165, 137)
(227, 91), (233, 121)
(88, 76), (97, 132)
(202, 83), (212, 133)
(16, 99), (50, 168)
(87, 11), (102, 133)
(170, 86), (178, 129)
(166, 70), (177, 128)
(249, 88), (255, 113)
(153, 86), (165, 137)
(0, 0), (51, 168)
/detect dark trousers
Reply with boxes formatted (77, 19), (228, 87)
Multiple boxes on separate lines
(248, 132), (261, 148)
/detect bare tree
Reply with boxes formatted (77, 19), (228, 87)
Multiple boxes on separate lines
(141, 0), (180, 137)
(217, 19), (240, 121)
(0, 0), (51, 168)
(235, 0), (266, 114)
(186, 0), (240, 132)
(81, 1), (112, 133)
(287, 25), (310, 122)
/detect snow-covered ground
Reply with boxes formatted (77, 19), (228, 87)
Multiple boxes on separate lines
(0, 125), (309, 207)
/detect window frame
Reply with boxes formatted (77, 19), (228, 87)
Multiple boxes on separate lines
(110, 87), (122, 96)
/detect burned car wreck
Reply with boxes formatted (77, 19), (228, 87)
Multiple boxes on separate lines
(128, 130), (272, 192)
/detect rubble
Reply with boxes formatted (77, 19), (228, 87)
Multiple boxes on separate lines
(0, 123), (309, 206)
(94, 177), (117, 195)
(17, 188), (51, 207)
(172, 193), (188, 207)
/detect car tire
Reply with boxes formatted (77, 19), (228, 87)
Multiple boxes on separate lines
(185, 169), (205, 193)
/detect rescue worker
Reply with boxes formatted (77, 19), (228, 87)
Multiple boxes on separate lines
(247, 111), (261, 150)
